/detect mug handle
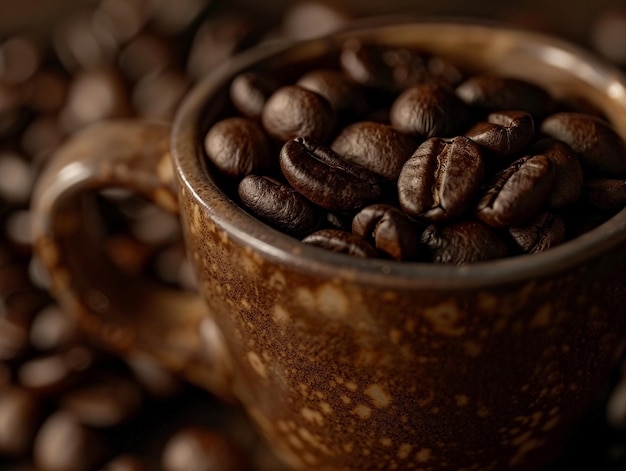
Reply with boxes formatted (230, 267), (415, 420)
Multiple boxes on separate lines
(31, 119), (234, 401)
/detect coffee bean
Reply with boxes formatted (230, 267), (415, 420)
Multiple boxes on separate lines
(352, 204), (421, 261)
(0, 386), (42, 456)
(204, 117), (273, 179)
(580, 178), (626, 213)
(302, 229), (378, 258)
(390, 81), (468, 138)
(281, 0), (352, 40)
(230, 72), (281, 120)
(261, 85), (335, 141)
(456, 75), (555, 117)
(59, 373), (143, 428)
(465, 110), (535, 160)
(280, 138), (382, 211)
(540, 112), (626, 175)
(297, 68), (366, 120)
(29, 304), (78, 351)
(398, 137), (485, 222)
(33, 411), (107, 471)
(331, 121), (416, 180)
(531, 138), (584, 209)
(161, 427), (246, 471)
(509, 210), (566, 254)
(476, 154), (555, 228)
(238, 175), (321, 237)
(420, 220), (511, 264)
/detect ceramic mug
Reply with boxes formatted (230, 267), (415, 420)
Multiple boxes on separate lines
(32, 18), (626, 471)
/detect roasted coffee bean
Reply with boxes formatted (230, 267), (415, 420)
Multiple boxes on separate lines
(456, 75), (555, 117)
(398, 137), (485, 222)
(297, 68), (366, 119)
(161, 427), (247, 471)
(531, 138), (584, 209)
(465, 110), (535, 160)
(59, 373), (143, 428)
(302, 229), (378, 258)
(261, 85), (335, 141)
(352, 204), (420, 261)
(280, 138), (382, 211)
(33, 411), (107, 471)
(204, 117), (273, 179)
(0, 386), (42, 456)
(238, 175), (321, 237)
(580, 178), (626, 213)
(509, 210), (566, 254)
(540, 112), (626, 175)
(476, 154), (555, 228)
(230, 72), (281, 120)
(420, 220), (511, 264)
(331, 121), (416, 180)
(390, 81), (468, 138)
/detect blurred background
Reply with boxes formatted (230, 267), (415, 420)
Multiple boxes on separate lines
(0, 0), (626, 470)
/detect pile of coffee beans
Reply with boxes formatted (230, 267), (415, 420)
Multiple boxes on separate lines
(204, 40), (626, 265)
(2, 0), (626, 469)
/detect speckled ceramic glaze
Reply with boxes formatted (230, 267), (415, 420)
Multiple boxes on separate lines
(33, 19), (626, 471)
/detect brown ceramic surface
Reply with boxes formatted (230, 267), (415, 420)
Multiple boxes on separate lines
(33, 19), (626, 471)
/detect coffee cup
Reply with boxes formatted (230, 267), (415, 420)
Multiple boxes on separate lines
(32, 18), (626, 470)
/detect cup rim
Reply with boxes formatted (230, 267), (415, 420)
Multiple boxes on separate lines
(172, 16), (626, 290)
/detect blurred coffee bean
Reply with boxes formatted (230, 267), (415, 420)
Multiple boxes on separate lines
(94, 0), (151, 45)
(331, 121), (415, 180)
(420, 221), (511, 264)
(161, 426), (247, 471)
(21, 115), (66, 164)
(540, 112), (626, 176)
(29, 304), (78, 352)
(0, 152), (35, 205)
(302, 229), (378, 258)
(0, 386), (41, 456)
(18, 347), (94, 395)
(262, 85), (335, 141)
(186, 14), (257, 82)
(60, 66), (131, 133)
(456, 75), (556, 117)
(0, 36), (42, 85)
(33, 411), (108, 471)
(22, 68), (69, 115)
(151, 243), (198, 290)
(53, 9), (119, 72)
(125, 353), (181, 399)
(149, 0), (211, 36)
(0, 317), (30, 362)
(132, 69), (190, 121)
(59, 373), (143, 428)
(118, 33), (175, 83)
(280, 0), (353, 39)
(5, 210), (33, 253)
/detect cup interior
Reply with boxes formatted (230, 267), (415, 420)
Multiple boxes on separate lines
(172, 17), (626, 289)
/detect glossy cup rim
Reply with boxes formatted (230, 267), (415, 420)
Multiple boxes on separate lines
(172, 17), (626, 290)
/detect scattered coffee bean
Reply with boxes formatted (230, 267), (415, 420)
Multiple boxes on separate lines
(302, 229), (378, 258)
(230, 72), (281, 120)
(465, 110), (535, 160)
